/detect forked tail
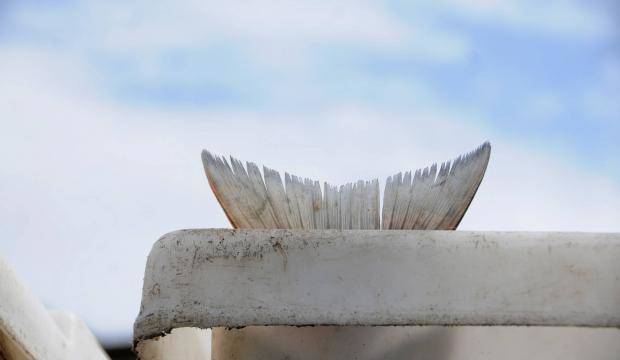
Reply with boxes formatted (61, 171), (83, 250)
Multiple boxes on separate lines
(202, 142), (490, 230)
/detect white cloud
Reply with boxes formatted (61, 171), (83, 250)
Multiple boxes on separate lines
(7, 0), (470, 68)
(96, 0), (409, 49)
(444, 0), (614, 38)
(1, 47), (619, 346)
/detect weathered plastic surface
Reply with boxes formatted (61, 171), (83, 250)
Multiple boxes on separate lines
(0, 255), (109, 360)
(210, 326), (620, 360)
(134, 229), (620, 341)
(135, 328), (211, 360)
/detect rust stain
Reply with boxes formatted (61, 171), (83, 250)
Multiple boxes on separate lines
(564, 264), (591, 278)
(150, 283), (161, 296)
(272, 241), (288, 271)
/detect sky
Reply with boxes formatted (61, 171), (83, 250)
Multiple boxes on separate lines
(0, 0), (619, 347)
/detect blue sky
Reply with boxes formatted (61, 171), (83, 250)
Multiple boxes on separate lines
(3, 0), (617, 175)
(1, 0), (618, 346)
